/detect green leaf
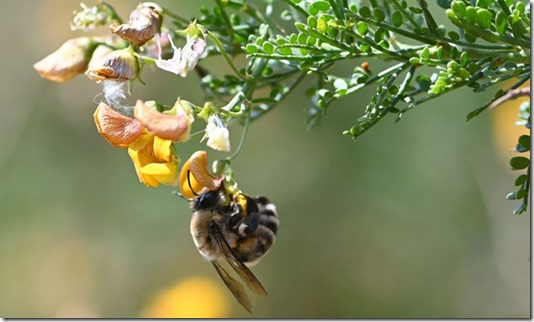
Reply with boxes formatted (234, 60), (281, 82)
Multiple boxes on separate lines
(513, 203), (527, 215)
(510, 156), (530, 170)
(356, 21), (368, 35)
(311, 0), (331, 11)
(359, 6), (371, 18)
(416, 74), (431, 91)
(437, 0), (451, 9)
(317, 15), (328, 33)
(420, 47), (430, 59)
(465, 6), (477, 24)
(409, 7), (423, 14)
(477, 9), (492, 29)
(373, 8), (386, 22)
(437, 46), (444, 59)
(244, 44), (258, 54)
(517, 135), (530, 152)
(506, 191), (518, 200)
(514, 174), (528, 186)
(448, 31), (460, 40)
(262, 41), (275, 54)
(495, 11), (508, 35)
(475, 0), (491, 9)
(277, 47), (293, 55)
(451, 1), (466, 17)
(392, 11), (403, 27)
(307, 15), (317, 28)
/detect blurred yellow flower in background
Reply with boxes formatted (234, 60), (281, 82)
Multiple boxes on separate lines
(142, 276), (230, 318)
(490, 80), (530, 163)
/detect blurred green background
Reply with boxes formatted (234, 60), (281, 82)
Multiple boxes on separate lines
(0, 0), (529, 318)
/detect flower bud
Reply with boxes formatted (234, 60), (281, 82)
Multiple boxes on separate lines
(110, 2), (163, 46)
(71, 2), (117, 31)
(203, 115), (231, 152)
(33, 37), (98, 82)
(86, 48), (139, 82)
(94, 102), (143, 147)
(134, 99), (194, 142)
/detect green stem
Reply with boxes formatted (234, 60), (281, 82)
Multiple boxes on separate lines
(281, 0), (309, 18)
(418, 0), (438, 34)
(389, 0), (419, 30)
(162, 7), (190, 26)
(251, 71), (307, 121)
(207, 31), (246, 81)
(214, 0), (236, 41)
(227, 108), (251, 161)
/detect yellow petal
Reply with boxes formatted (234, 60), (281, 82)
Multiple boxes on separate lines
(93, 102), (143, 147)
(128, 133), (179, 187)
(153, 135), (173, 162)
(179, 151), (222, 198)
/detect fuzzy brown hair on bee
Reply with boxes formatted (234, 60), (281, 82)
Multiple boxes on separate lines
(189, 187), (279, 313)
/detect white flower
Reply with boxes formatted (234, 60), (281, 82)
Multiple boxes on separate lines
(155, 34), (206, 77)
(202, 115), (230, 152)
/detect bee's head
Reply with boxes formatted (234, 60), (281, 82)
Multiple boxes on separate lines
(193, 189), (223, 210)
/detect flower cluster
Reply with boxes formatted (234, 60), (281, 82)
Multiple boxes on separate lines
(33, 2), (234, 188)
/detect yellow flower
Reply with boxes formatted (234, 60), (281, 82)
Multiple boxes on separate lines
(179, 151), (223, 198)
(128, 132), (179, 187)
(141, 276), (229, 318)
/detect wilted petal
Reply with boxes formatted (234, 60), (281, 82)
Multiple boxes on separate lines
(86, 48), (139, 82)
(134, 100), (193, 142)
(93, 102), (143, 147)
(179, 151), (223, 198)
(155, 34), (206, 77)
(33, 37), (97, 82)
(110, 2), (163, 46)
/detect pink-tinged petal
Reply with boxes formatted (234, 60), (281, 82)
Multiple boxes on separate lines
(93, 102), (143, 147)
(134, 100), (191, 142)
(179, 151), (223, 198)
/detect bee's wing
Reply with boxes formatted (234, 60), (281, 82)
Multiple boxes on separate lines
(211, 261), (252, 313)
(209, 221), (268, 296)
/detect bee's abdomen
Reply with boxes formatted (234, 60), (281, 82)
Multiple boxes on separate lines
(233, 226), (276, 265)
(231, 196), (279, 266)
(256, 196), (279, 236)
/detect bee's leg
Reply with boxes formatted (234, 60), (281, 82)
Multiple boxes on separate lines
(228, 211), (243, 229)
(239, 211), (259, 235)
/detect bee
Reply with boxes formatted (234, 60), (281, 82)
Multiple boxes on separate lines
(189, 186), (279, 312)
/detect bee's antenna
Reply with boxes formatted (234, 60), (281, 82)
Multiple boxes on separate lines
(187, 169), (199, 197)
(172, 190), (189, 201)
